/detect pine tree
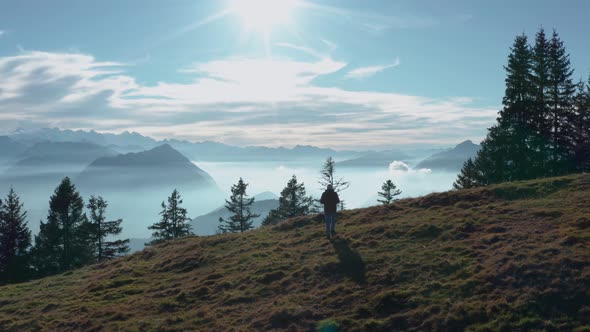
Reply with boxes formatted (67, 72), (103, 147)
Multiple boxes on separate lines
(165, 190), (192, 238)
(319, 157), (350, 192)
(87, 196), (129, 262)
(573, 77), (590, 172)
(0, 188), (32, 283)
(147, 201), (171, 245)
(472, 35), (534, 185)
(377, 179), (402, 204)
(468, 29), (583, 186)
(319, 157), (349, 209)
(531, 28), (552, 174)
(500, 33), (536, 180)
(262, 175), (313, 226)
(453, 158), (478, 189)
(547, 30), (576, 175)
(147, 189), (191, 245)
(219, 178), (259, 233)
(32, 177), (93, 275)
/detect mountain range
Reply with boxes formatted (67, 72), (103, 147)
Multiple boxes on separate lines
(7, 128), (359, 162)
(0, 142), (118, 191)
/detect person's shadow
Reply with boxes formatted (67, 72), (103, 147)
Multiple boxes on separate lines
(331, 237), (366, 284)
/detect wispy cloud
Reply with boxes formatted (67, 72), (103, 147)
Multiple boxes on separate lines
(0, 51), (496, 149)
(304, 2), (438, 32)
(0, 30), (5, 38)
(274, 42), (327, 59)
(345, 58), (401, 79)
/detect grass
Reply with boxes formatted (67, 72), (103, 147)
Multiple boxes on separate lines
(0, 174), (589, 331)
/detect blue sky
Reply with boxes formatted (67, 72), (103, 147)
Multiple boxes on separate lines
(1, 0), (589, 149)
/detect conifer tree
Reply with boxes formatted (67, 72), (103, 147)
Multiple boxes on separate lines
(531, 28), (552, 174)
(0, 188), (32, 283)
(319, 157), (349, 192)
(319, 157), (349, 209)
(262, 175), (313, 225)
(573, 77), (590, 172)
(453, 158), (478, 189)
(147, 189), (191, 245)
(219, 178), (259, 233)
(377, 179), (402, 204)
(463, 28), (585, 186)
(87, 196), (129, 261)
(471, 35), (534, 185)
(500, 33), (536, 180)
(147, 201), (171, 245)
(547, 30), (576, 175)
(32, 177), (93, 275)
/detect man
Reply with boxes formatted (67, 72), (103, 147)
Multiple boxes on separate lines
(320, 184), (340, 239)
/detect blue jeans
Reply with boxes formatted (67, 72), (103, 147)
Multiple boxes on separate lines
(324, 212), (336, 237)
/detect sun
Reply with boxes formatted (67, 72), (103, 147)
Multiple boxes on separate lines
(230, 0), (300, 32)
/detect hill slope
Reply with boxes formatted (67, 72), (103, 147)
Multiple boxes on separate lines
(0, 175), (589, 331)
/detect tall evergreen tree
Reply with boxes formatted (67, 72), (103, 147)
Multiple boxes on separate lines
(0, 188), (32, 283)
(500, 33), (536, 180)
(547, 30), (576, 175)
(573, 77), (590, 172)
(377, 179), (402, 204)
(32, 177), (93, 275)
(219, 178), (259, 233)
(472, 34), (536, 185)
(531, 28), (552, 174)
(87, 196), (129, 261)
(453, 158), (478, 189)
(262, 175), (313, 226)
(147, 189), (191, 245)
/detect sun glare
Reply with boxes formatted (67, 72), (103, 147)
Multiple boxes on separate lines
(230, 0), (300, 32)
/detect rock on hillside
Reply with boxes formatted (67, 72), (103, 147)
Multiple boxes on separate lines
(0, 175), (588, 331)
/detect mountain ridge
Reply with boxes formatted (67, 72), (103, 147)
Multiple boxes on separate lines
(77, 144), (216, 190)
(416, 139), (480, 171)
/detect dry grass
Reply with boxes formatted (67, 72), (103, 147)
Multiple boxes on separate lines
(0, 175), (589, 331)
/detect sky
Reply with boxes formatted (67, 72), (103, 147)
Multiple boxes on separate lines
(1, 0), (589, 149)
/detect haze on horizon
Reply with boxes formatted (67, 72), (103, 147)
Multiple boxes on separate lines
(1, 0), (589, 149)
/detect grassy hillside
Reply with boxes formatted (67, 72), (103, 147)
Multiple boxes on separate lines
(1, 175), (589, 331)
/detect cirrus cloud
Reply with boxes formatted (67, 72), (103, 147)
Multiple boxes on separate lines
(345, 58), (401, 79)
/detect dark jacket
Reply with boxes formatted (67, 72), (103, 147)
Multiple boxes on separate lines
(320, 189), (340, 214)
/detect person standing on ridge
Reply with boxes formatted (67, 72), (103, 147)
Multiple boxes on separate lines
(320, 184), (340, 239)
